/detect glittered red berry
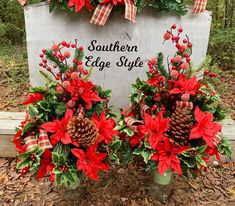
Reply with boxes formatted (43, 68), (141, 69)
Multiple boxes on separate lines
(163, 32), (171, 41)
(171, 24), (176, 29)
(71, 44), (76, 48)
(170, 70), (179, 79)
(63, 51), (71, 58)
(39, 54), (44, 58)
(67, 100), (75, 108)
(62, 80), (71, 89)
(42, 49), (46, 53)
(181, 62), (189, 70)
(56, 86), (63, 93)
(78, 65), (84, 72)
(178, 28), (183, 33)
(150, 57), (158, 65)
(78, 61), (83, 65)
(53, 64), (57, 68)
(175, 55), (182, 62)
(83, 70), (88, 75)
(62, 41), (67, 46)
(184, 53), (189, 58)
(72, 59), (77, 64)
(204, 70), (209, 75)
(79, 47), (83, 51)
(186, 57), (191, 62)
(43, 59), (47, 63)
(71, 72), (79, 80)
(51, 44), (59, 52)
(188, 42), (192, 48)
(66, 43), (70, 48)
(170, 58), (176, 63)
(39, 63), (43, 67)
(183, 39), (187, 44)
(70, 67), (75, 72)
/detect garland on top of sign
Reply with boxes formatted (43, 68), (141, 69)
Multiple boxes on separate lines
(18, 0), (208, 26)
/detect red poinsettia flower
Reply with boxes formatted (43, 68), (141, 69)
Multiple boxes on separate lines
(169, 75), (201, 95)
(67, 79), (102, 108)
(129, 133), (144, 147)
(40, 109), (73, 145)
(138, 112), (169, 149)
(36, 149), (55, 181)
(23, 93), (44, 105)
(68, 0), (93, 12)
(151, 138), (190, 175)
(147, 76), (159, 87)
(71, 144), (108, 181)
(190, 107), (222, 148)
(92, 112), (119, 144)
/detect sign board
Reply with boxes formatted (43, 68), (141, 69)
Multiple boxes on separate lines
(24, 2), (212, 109)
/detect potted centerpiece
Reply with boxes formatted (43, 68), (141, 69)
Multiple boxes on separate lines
(13, 39), (120, 200)
(116, 25), (232, 203)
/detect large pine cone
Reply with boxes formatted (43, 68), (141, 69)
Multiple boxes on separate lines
(168, 101), (194, 145)
(67, 116), (98, 147)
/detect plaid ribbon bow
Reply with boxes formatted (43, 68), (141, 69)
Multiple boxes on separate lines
(176, 101), (194, 109)
(18, 0), (27, 5)
(24, 129), (52, 152)
(193, 0), (208, 13)
(124, 104), (152, 132)
(90, 0), (137, 26)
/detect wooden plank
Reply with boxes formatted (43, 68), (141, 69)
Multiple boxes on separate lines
(0, 112), (25, 120)
(0, 134), (18, 157)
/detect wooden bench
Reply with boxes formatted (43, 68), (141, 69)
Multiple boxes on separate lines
(0, 112), (235, 159)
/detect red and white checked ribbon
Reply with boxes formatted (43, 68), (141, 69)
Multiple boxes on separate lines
(24, 129), (52, 152)
(214, 132), (222, 146)
(76, 107), (85, 118)
(18, 0), (27, 5)
(124, 117), (143, 132)
(193, 0), (208, 13)
(140, 104), (152, 119)
(176, 101), (194, 109)
(90, 0), (137, 26)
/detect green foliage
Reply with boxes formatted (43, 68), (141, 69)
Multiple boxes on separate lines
(148, 0), (187, 15)
(105, 137), (122, 164)
(208, 28), (235, 70)
(17, 148), (44, 175)
(218, 137), (233, 159)
(52, 143), (80, 188)
(134, 0), (187, 15)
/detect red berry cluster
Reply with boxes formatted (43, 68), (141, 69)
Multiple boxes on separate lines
(163, 24), (192, 73)
(61, 165), (68, 173)
(30, 154), (36, 162)
(38, 40), (88, 83)
(204, 70), (217, 78)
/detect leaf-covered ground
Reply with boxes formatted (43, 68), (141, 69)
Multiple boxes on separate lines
(0, 159), (234, 206)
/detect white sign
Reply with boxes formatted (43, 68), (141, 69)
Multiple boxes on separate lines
(24, 2), (212, 109)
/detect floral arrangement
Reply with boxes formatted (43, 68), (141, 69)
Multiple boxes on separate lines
(19, 0), (195, 26)
(116, 25), (232, 177)
(13, 39), (120, 188)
